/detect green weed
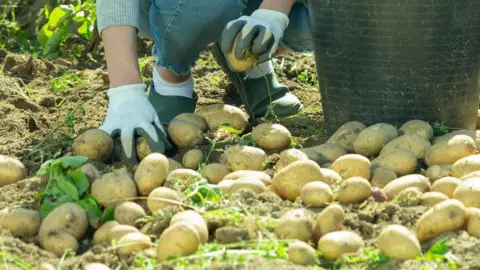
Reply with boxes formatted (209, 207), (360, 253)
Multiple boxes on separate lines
(431, 122), (458, 137)
(0, 252), (34, 270)
(416, 239), (458, 270)
(49, 72), (85, 93)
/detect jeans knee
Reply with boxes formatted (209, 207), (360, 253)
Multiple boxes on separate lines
(283, 3), (313, 53)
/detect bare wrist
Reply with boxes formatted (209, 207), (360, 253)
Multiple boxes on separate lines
(259, 0), (295, 15)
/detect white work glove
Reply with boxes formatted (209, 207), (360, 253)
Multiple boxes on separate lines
(220, 9), (290, 64)
(99, 83), (172, 164)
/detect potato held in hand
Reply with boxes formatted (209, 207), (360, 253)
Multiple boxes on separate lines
(377, 224), (421, 259)
(251, 123), (292, 150)
(0, 155), (27, 187)
(416, 199), (466, 241)
(72, 129), (113, 162)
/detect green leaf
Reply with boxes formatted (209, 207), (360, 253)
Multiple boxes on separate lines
(78, 196), (102, 221)
(57, 177), (79, 201)
(36, 159), (55, 176)
(47, 5), (73, 28)
(40, 196), (74, 219)
(58, 156), (89, 169)
(42, 23), (70, 55)
(101, 207), (115, 222)
(69, 169), (90, 196)
(44, 4), (51, 19)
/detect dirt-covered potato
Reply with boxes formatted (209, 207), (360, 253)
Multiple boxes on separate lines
(308, 143), (347, 165)
(156, 222), (200, 261)
(72, 129), (113, 162)
(465, 207), (480, 237)
(399, 120), (434, 139)
(372, 149), (417, 176)
(379, 134), (431, 159)
(319, 168), (342, 185)
(136, 136), (152, 162)
(170, 210), (208, 244)
(452, 154), (480, 178)
(317, 231), (365, 260)
(394, 187), (424, 205)
(425, 135), (477, 166)
(196, 104), (249, 131)
(312, 204), (345, 243)
(288, 240), (317, 266)
(416, 199), (465, 241)
(453, 177), (480, 208)
(327, 121), (366, 152)
(42, 229), (79, 257)
(114, 202), (146, 227)
(201, 163), (231, 184)
(301, 181), (333, 207)
(0, 207), (41, 237)
(371, 167), (397, 188)
(91, 170), (137, 208)
(174, 113), (208, 132)
(134, 153), (169, 196)
(431, 177), (461, 198)
(420, 192), (449, 207)
(383, 174), (431, 200)
(39, 203), (88, 245)
(168, 120), (204, 148)
(109, 224), (139, 242)
(182, 149), (204, 170)
(275, 209), (313, 242)
(223, 170), (272, 186)
(92, 220), (119, 245)
(353, 123), (398, 157)
(377, 224), (421, 259)
(228, 177), (267, 195)
(147, 187), (183, 213)
(425, 164), (453, 181)
(217, 180), (235, 194)
(251, 123), (292, 150)
(168, 158), (184, 172)
(116, 232), (152, 255)
(79, 162), (101, 184)
(276, 149), (309, 172)
(338, 177), (372, 204)
(0, 155), (27, 187)
(220, 145), (267, 171)
(272, 160), (324, 201)
(330, 154), (371, 179)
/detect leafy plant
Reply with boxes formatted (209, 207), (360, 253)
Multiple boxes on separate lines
(337, 248), (391, 269)
(183, 179), (223, 209)
(49, 72), (85, 93)
(431, 122), (457, 137)
(416, 239), (458, 269)
(0, 252), (34, 270)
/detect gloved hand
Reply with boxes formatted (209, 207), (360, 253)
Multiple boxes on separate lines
(220, 9), (290, 65)
(99, 83), (172, 164)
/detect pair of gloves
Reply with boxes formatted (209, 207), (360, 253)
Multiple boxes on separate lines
(100, 9), (290, 163)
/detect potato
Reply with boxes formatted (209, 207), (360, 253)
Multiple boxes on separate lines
(377, 224), (421, 259)
(156, 221), (200, 260)
(136, 136), (152, 162)
(338, 177), (372, 204)
(394, 187), (424, 205)
(301, 181), (333, 207)
(201, 163), (231, 184)
(431, 177), (461, 198)
(330, 154), (371, 179)
(223, 170), (272, 186)
(91, 171), (137, 208)
(0, 207), (41, 237)
(416, 199), (465, 241)
(312, 204), (345, 243)
(299, 147), (323, 164)
(465, 207), (480, 237)
(173, 113), (208, 132)
(452, 154), (480, 178)
(170, 210), (208, 244)
(460, 171), (480, 180)
(116, 232), (152, 254)
(84, 263), (110, 270)
(220, 145), (267, 171)
(420, 192), (449, 207)
(182, 149), (204, 170)
(36, 263), (56, 270)
(114, 202), (146, 227)
(72, 129), (113, 162)
(272, 160), (324, 201)
(383, 174), (431, 200)
(399, 119), (434, 139)
(372, 149), (417, 176)
(380, 134), (431, 159)
(288, 240), (317, 266)
(425, 164), (453, 181)
(109, 224), (139, 242)
(276, 149), (309, 172)
(134, 153), (169, 195)
(353, 123), (398, 157)
(42, 229), (79, 257)
(168, 120), (204, 148)
(371, 167), (397, 188)
(452, 177), (480, 208)
(168, 158), (184, 172)
(38, 203), (88, 244)
(251, 123), (292, 150)
(217, 180), (235, 194)
(433, 129), (479, 145)
(309, 143), (347, 165)
(147, 187), (183, 213)
(228, 177), (267, 195)
(275, 209), (313, 242)
(327, 121), (366, 152)
(425, 135), (477, 166)
(196, 104), (249, 131)
(319, 168), (342, 185)
(93, 220), (119, 245)
(0, 155), (27, 187)
(79, 162), (101, 184)
(167, 169), (203, 186)
(317, 231), (365, 260)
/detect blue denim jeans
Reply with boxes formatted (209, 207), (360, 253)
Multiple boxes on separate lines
(138, 0), (312, 75)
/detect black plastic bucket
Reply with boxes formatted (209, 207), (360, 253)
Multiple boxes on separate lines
(307, 0), (480, 135)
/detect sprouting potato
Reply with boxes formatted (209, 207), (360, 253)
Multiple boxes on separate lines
(371, 149), (417, 176)
(425, 135), (477, 166)
(251, 123), (292, 150)
(134, 153), (169, 196)
(312, 204), (345, 243)
(196, 104), (249, 131)
(383, 174), (431, 200)
(371, 167), (397, 188)
(182, 149), (204, 170)
(377, 224), (421, 259)
(201, 163), (231, 184)
(338, 177), (372, 204)
(330, 154), (371, 180)
(301, 181), (333, 207)
(72, 129), (113, 162)
(0, 155), (27, 187)
(431, 177), (461, 198)
(353, 123), (398, 157)
(220, 145), (267, 171)
(275, 209), (313, 242)
(317, 231), (365, 260)
(275, 149), (309, 172)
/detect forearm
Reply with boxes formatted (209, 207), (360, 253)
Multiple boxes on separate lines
(259, 0), (295, 15)
(102, 26), (142, 88)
